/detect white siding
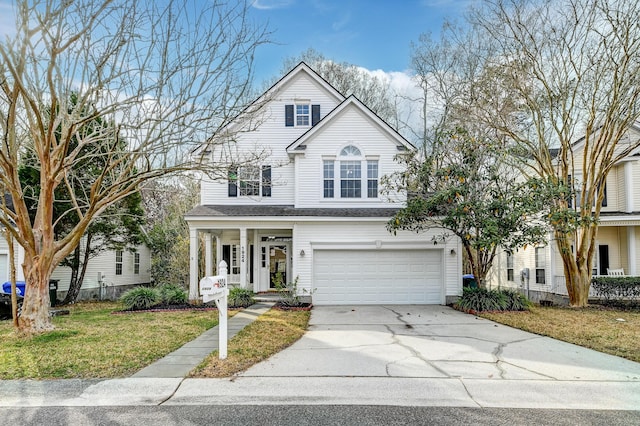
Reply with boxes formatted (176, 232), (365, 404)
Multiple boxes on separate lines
(51, 244), (151, 292)
(201, 71), (343, 206)
(634, 161), (640, 212)
(0, 236), (25, 283)
(294, 105), (405, 208)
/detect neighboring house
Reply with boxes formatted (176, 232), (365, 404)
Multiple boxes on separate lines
(50, 242), (152, 301)
(185, 62), (462, 305)
(487, 124), (640, 302)
(0, 235), (151, 301)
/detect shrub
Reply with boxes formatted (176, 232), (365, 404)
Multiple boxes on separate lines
(502, 289), (533, 311)
(158, 283), (188, 305)
(120, 286), (160, 310)
(456, 287), (531, 312)
(275, 276), (313, 307)
(228, 287), (255, 308)
(591, 277), (640, 307)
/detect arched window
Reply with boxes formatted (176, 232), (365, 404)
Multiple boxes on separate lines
(340, 145), (361, 156)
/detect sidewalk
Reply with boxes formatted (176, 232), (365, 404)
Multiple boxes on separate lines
(133, 302), (273, 378)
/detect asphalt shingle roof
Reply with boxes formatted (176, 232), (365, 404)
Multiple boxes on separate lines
(185, 204), (401, 218)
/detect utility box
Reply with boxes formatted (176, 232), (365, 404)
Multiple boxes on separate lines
(49, 279), (59, 306)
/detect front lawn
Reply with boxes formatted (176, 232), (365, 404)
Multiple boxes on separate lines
(480, 305), (640, 363)
(0, 302), (221, 379)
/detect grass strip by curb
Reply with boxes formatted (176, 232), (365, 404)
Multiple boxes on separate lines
(190, 308), (310, 378)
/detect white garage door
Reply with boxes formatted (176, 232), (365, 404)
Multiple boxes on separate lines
(312, 249), (443, 305)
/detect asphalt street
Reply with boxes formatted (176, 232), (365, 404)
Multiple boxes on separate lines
(0, 405), (638, 426)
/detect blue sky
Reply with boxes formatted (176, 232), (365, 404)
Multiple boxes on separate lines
(249, 0), (472, 83)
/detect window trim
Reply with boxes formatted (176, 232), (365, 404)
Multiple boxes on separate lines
(295, 104), (310, 127)
(115, 250), (123, 276)
(506, 252), (514, 282)
(134, 252), (140, 275)
(323, 146), (379, 199)
(535, 247), (546, 284)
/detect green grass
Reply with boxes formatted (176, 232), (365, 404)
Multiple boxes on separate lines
(0, 302), (221, 379)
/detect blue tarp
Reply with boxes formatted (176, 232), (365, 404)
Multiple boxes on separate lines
(1, 281), (25, 296)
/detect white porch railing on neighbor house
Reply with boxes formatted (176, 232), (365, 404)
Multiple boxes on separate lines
(552, 275), (605, 297)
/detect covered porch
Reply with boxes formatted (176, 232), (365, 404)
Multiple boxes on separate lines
(187, 224), (294, 301)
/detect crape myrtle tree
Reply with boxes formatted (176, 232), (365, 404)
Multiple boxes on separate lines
(463, 0), (640, 306)
(385, 129), (548, 287)
(0, 0), (269, 333)
(18, 94), (146, 305)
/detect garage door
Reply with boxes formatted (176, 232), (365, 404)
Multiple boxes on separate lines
(312, 249), (443, 305)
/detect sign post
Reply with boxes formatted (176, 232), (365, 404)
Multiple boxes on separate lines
(198, 260), (229, 359)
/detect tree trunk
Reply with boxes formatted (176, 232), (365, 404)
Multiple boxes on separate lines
(555, 230), (591, 307)
(62, 237), (93, 305)
(17, 264), (53, 333)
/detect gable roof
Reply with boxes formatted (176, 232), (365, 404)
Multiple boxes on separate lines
(286, 94), (415, 154)
(195, 62), (347, 155)
(218, 62), (345, 136)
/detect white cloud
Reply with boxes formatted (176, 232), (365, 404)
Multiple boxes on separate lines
(332, 12), (351, 31)
(251, 0), (295, 10)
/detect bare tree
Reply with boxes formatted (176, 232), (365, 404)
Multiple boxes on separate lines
(465, 0), (640, 306)
(407, 22), (501, 154)
(0, 0), (269, 332)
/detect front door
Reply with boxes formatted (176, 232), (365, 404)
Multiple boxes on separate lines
(598, 245), (610, 276)
(269, 245), (287, 288)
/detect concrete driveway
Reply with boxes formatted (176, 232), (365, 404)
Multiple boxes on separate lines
(222, 305), (640, 409)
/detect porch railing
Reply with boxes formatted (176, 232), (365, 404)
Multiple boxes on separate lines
(553, 275), (607, 297)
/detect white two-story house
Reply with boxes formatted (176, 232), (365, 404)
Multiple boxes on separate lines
(185, 62), (462, 305)
(487, 124), (640, 301)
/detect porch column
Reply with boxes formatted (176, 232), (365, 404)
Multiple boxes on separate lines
(216, 235), (222, 274)
(189, 227), (199, 301)
(624, 161), (634, 213)
(253, 231), (260, 293)
(628, 226), (637, 276)
(205, 233), (213, 276)
(240, 227), (248, 289)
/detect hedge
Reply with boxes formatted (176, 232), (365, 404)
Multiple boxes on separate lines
(591, 276), (640, 306)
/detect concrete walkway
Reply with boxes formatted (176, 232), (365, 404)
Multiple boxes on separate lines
(133, 302), (273, 378)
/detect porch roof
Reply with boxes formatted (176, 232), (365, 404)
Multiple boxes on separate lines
(185, 204), (401, 218)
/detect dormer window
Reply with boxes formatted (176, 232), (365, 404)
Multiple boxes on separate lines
(323, 145), (378, 199)
(285, 104), (321, 127)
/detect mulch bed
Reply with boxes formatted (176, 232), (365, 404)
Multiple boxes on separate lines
(112, 303), (219, 314)
(272, 302), (313, 311)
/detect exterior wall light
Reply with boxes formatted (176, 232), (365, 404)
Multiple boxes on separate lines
(300, 249), (305, 257)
